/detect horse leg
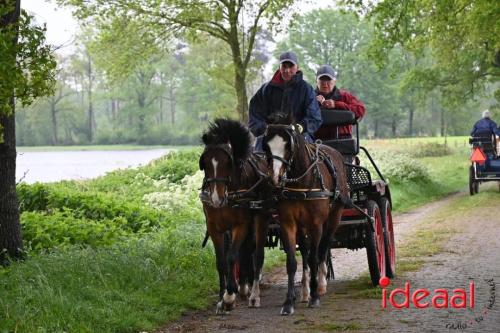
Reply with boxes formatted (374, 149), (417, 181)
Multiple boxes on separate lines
(249, 214), (269, 308)
(297, 228), (310, 303)
(210, 231), (227, 315)
(318, 203), (343, 296)
(280, 221), (298, 315)
(238, 227), (254, 300)
(308, 223), (322, 308)
(223, 222), (249, 311)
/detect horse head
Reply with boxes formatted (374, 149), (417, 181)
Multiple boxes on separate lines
(262, 123), (303, 186)
(200, 119), (252, 207)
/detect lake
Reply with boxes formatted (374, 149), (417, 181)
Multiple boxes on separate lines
(16, 149), (171, 183)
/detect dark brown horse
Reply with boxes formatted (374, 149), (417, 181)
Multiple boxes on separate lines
(199, 119), (271, 314)
(262, 119), (349, 315)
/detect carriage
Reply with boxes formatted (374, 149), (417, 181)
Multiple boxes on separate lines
(264, 109), (395, 286)
(199, 113), (395, 315)
(468, 132), (500, 195)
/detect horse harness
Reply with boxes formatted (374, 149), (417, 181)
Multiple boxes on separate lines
(199, 146), (273, 210)
(266, 125), (341, 202)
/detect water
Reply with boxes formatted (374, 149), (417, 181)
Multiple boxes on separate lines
(16, 149), (171, 184)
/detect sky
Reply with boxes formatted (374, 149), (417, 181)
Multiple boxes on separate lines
(22, 0), (79, 52)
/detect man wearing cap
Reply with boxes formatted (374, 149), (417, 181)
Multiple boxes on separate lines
(471, 109), (500, 137)
(314, 65), (365, 140)
(248, 51), (321, 150)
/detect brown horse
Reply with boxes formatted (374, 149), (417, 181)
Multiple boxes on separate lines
(262, 119), (349, 315)
(199, 119), (271, 314)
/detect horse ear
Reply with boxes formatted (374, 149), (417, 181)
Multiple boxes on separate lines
(199, 154), (205, 170)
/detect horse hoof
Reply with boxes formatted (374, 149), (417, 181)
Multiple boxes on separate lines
(300, 295), (310, 303)
(318, 285), (327, 296)
(280, 305), (294, 316)
(239, 284), (250, 299)
(216, 301), (225, 315)
(223, 291), (236, 304)
(224, 301), (235, 312)
(308, 298), (320, 308)
(249, 297), (261, 308)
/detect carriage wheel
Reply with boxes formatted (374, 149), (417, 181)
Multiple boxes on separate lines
(380, 197), (396, 279)
(469, 166), (477, 196)
(365, 200), (386, 286)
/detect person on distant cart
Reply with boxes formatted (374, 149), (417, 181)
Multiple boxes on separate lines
(471, 109), (500, 137)
(248, 51), (322, 151)
(314, 65), (366, 141)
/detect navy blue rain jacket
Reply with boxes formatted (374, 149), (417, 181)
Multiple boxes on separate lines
(471, 118), (500, 136)
(248, 70), (322, 139)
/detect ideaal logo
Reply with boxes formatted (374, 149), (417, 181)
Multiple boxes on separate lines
(379, 277), (496, 330)
(379, 277), (474, 309)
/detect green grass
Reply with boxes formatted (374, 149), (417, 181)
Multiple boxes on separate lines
(0, 225), (218, 333)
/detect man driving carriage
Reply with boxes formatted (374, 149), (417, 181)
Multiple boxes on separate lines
(314, 65), (366, 141)
(248, 51), (322, 151)
(471, 109), (500, 137)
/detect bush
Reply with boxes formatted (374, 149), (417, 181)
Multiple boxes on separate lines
(143, 149), (201, 183)
(411, 142), (453, 158)
(361, 152), (431, 183)
(18, 183), (165, 232)
(21, 210), (131, 251)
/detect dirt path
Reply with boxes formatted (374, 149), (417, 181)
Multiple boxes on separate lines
(159, 188), (500, 333)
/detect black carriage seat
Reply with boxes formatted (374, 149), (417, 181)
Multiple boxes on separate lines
(319, 109), (359, 155)
(469, 130), (497, 156)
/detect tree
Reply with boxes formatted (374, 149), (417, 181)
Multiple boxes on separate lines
(344, 0), (500, 100)
(0, 1), (56, 263)
(277, 9), (405, 138)
(57, 0), (297, 121)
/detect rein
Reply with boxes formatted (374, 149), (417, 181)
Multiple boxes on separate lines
(266, 125), (340, 201)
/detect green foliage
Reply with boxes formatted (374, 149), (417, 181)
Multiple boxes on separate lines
(360, 0), (500, 100)
(361, 152), (431, 183)
(411, 142), (453, 158)
(0, 7), (56, 117)
(21, 210), (130, 251)
(17, 182), (165, 233)
(0, 225), (217, 333)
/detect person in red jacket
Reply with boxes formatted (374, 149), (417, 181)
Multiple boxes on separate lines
(314, 65), (365, 140)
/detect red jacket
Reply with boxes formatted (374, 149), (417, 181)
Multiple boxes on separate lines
(314, 87), (365, 140)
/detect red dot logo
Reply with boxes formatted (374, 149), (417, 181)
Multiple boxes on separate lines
(379, 276), (390, 288)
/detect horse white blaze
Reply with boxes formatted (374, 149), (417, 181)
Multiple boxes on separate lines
(267, 135), (286, 185)
(210, 158), (220, 205)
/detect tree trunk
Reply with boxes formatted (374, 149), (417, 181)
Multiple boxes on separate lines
(374, 119), (379, 138)
(408, 108), (414, 136)
(87, 55), (94, 142)
(0, 0), (23, 264)
(440, 108), (446, 137)
(169, 84), (175, 126)
(234, 69), (248, 122)
(391, 117), (397, 137)
(50, 96), (58, 145)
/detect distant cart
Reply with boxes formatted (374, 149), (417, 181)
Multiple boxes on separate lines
(469, 133), (500, 195)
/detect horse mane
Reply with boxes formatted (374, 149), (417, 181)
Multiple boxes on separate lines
(201, 118), (252, 162)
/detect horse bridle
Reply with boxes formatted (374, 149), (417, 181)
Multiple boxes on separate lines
(200, 144), (234, 190)
(264, 124), (299, 183)
(264, 124), (325, 187)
